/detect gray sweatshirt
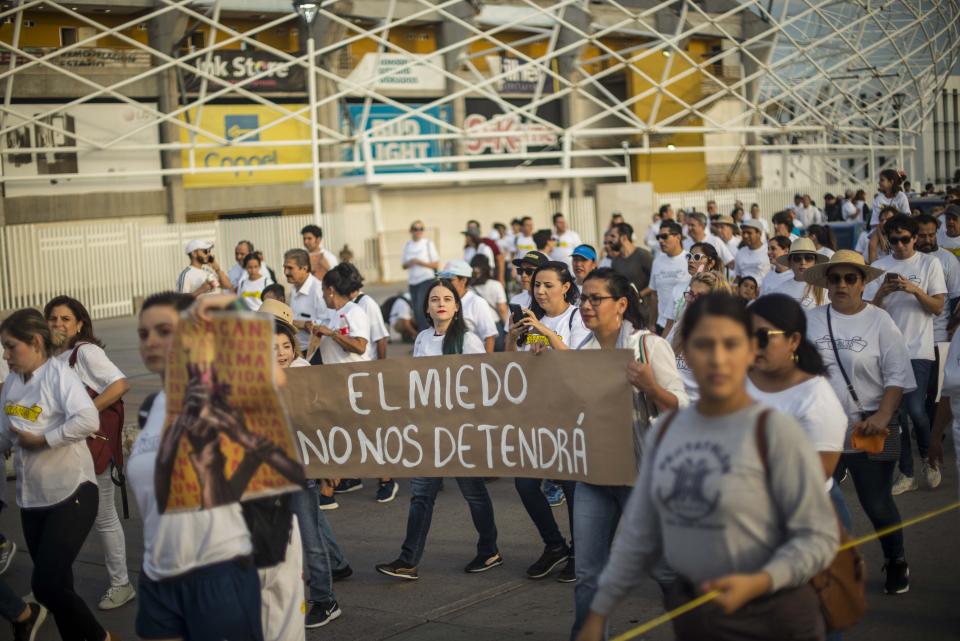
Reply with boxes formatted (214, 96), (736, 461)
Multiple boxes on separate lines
(591, 402), (838, 616)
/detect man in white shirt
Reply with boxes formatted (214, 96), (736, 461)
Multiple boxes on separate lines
(514, 216), (537, 256)
(712, 215), (742, 263)
(865, 214), (947, 494)
(796, 194), (825, 226)
(550, 213), (583, 267)
(437, 260), (498, 352)
(283, 248), (328, 361)
(937, 205), (960, 258)
(571, 244), (597, 293)
(302, 224), (338, 281)
(226, 240), (254, 289)
(735, 220), (771, 282)
(640, 220), (687, 334)
(682, 212), (735, 269)
(402, 220), (440, 331)
(177, 240), (231, 297)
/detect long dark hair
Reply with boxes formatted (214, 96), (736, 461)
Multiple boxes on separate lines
(879, 168), (902, 196)
(679, 292), (749, 346)
(43, 295), (103, 349)
(273, 321), (302, 359)
(689, 242), (723, 272)
(469, 254), (493, 286)
(806, 224), (837, 251)
(0, 308), (53, 356)
(423, 279), (468, 355)
(583, 268), (647, 330)
(748, 294), (827, 376)
(530, 261), (579, 319)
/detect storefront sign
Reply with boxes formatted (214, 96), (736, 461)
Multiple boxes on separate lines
(484, 55), (555, 95)
(342, 103), (451, 174)
(184, 50), (305, 93)
(463, 98), (562, 167)
(341, 53), (446, 93)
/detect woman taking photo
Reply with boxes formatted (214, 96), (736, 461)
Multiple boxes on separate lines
(761, 236), (793, 294)
(0, 309), (110, 641)
(576, 294), (838, 641)
(571, 268), (687, 638)
(376, 279), (499, 579)
(130, 292), (263, 640)
(767, 237), (827, 309)
(45, 295), (136, 612)
(803, 251), (916, 595)
(314, 264), (371, 365)
(661, 242), (723, 337)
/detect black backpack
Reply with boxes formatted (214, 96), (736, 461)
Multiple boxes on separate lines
(380, 293), (404, 326)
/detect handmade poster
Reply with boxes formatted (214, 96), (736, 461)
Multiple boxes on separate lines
(282, 349), (638, 486)
(158, 313), (305, 513)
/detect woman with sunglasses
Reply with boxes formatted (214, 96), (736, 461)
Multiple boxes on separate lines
(402, 220), (440, 331)
(576, 293), (837, 641)
(661, 242), (723, 337)
(571, 268), (687, 638)
(765, 238), (826, 309)
(802, 251), (916, 595)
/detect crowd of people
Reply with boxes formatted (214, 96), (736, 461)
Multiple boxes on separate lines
(0, 173), (958, 641)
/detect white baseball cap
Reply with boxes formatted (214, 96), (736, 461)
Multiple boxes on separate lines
(437, 259), (472, 278)
(185, 239), (214, 255)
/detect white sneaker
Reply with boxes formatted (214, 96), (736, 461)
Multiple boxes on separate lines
(891, 473), (919, 496)
(98, 583), (136, 610)
(921, 461), (942, 489)
(0, 540), (16, 575)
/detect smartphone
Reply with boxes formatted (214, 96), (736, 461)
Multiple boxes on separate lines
(885, 272), (901, 282)
(509, 304), (525, 325)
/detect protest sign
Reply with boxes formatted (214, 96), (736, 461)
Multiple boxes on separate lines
(158, 314), (305, 513)
(282, 349), (638, 485)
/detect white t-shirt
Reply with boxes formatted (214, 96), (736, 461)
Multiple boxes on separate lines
(56, 343), (125, 395)
(236, 274), (274, 311)
(509, 290), (532, 309)
(816, 247), (835, 259)
(177, 265), (213, 295)
(460, 290), (499, 341)
(931, 248), (960, 342)
(649, 252), (689, 327)
(290, 275), (328, 352)
(402, 238), (439, 286)
(317, 300), (372, 365)
(735, 245), (771, 282)
(806, 304), (916, 434)
(842, 200), (860, 221)
(471, 281), (508, 323)
(664, 274), (692, 323)
(0, 358), (99, 508)
(127, 392), (252, 581)
(760, 268), (793, 295)
(290, 357), (311, 368)
(521, 305), (589, 351)
(388, 294), (414, 341)
(514, 234), (536, 255)
(413, 329), (486, 357)
(227, 263), (246, 289)
(870, 191), (911, 226)
(937, 229), (960, 259)
(766, 276), (821, 309)
(795, 205), (824, 226)
(551, 229), (583, 266)
(864, 251), (947, 360)
(464, 243), (495, 266)
(354, 292), (389, 360)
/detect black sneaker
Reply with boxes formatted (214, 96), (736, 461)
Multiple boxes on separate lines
(305, 599), (341, 628)
(557, 557), (576, 583)
(376, 480), (399, 503)
(332, 565), (353, 582)
(376, 559), (419, 580)
(526, 544), (569, 579)
(12, 602), (47, 641)
(464, 552), (503, 573)
(883, 559), (910, 595)
(335, 479), (363, 494)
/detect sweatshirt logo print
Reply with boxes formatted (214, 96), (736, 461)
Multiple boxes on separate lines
(815, 335), (867, 352)
(656, 442), (730, 524)
(4, 403), (42, 422)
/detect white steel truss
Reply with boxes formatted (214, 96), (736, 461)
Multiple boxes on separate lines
(0, 0), (957, 193)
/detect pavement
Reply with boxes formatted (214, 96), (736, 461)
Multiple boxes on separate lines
(1, 291), (959, 641)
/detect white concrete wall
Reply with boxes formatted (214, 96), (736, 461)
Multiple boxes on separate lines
(595, 182), (656, 242)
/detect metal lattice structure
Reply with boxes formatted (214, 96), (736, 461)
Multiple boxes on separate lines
(0, 0), (958, 201)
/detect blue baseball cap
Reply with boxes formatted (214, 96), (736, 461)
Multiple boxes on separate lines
(571, 244), (597, 261)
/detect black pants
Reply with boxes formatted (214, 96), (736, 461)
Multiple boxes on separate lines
(21, 482), (104, 641)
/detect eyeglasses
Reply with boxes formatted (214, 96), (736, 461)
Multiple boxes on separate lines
(410, 227), (424, 232)
(887, 235), (913, 246)
(685, 253), (706, 262)
(754, 328), (786, 349)
(790, 254), (816, 264)
(827, 272), (860, 286)
(581, 294), (614, 307)
(518, 267), (537, 276)
(657, 233), (675, 241)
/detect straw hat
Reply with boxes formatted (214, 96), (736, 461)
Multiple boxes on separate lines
(259, 299), (297, 334)
(801, 249), (885, 289)
(713, 215), (739, 230)
(775, 237), (829, 267)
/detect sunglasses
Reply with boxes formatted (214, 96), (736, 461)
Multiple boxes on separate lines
(518, 267), (537, 276)
(790, 254), (816, 264)
(410, 227), (424, 232)
(685, 253), (706, 262)
(827, 272), (860, 286)
(657, 233), (676, 241)
(887, 235), (913, 246)
(754, 328), (786, 349)
(581, 294), (614, 307)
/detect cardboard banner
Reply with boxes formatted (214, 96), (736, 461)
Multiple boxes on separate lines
(158, 314), (305, 513)
(282, 350), (638, 486)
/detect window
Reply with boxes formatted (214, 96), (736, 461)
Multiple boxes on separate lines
(60, 27), (78, 47)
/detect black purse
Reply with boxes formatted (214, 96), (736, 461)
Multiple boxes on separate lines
(826, 305), (901, 461)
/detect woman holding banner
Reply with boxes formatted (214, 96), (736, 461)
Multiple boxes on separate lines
(577, 294), (838, 641)
(376, 279), (500, 580)
(570, 268), (687, 638)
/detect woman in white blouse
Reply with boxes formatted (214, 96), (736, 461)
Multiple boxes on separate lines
(0, 309), (110, 641)
(45, 295), (136, 612)
(571, 268), (687, 639)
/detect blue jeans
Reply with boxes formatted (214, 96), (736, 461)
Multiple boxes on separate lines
(409, 280), (434, 332)
(829, 481), (853, 531)
(899, 358), (933, 477)
(515, 478), (575, 553)
(400, 477), (498, 566)
(0, 578), (25, 623)
(842, 453), (904, 561)
(290, 482), (348, 603)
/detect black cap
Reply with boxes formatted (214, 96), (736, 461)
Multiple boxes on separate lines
(944, 204), (960, 218)
(511, 250), (549, 268)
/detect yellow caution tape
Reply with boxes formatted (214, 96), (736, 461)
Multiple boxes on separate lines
(608, 500), (960, 641)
